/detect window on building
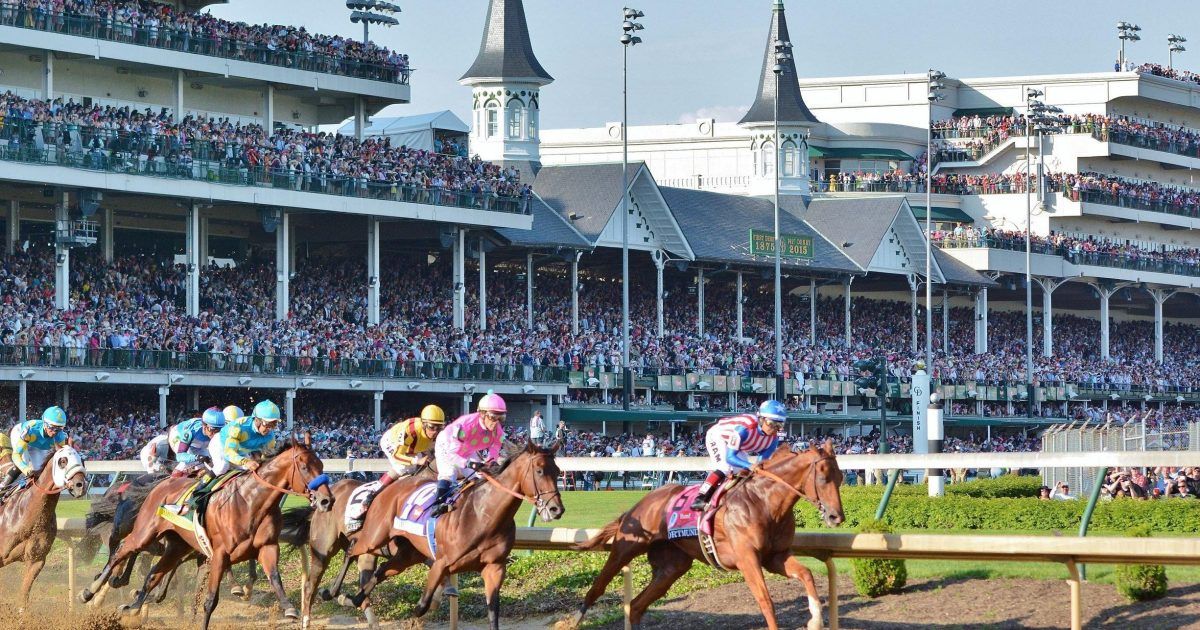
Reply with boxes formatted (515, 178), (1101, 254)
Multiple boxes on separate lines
(783, 145), (796, 177)
(528, 109), (538, 139)
(761, 143), (775, 177)
(486, 108), (498, 138)
(508, 106), (523, 139)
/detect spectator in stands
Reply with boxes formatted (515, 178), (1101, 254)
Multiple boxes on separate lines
(1049, 481), (1077, 500)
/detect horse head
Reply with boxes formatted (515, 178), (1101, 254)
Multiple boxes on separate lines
(801, 439), (844, 527)
(498, 438), (565, 522)
(50, 445), (87, 498)
(263, 437), (334, 512)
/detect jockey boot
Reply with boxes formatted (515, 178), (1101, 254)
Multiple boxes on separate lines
(0, 467), (20, 494)
(429, 479), (453, 517)
(364, 471), (397, 509)
(691, 470), (726, 511)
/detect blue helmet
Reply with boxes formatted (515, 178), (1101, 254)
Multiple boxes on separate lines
(757, 400), (788, 423)
(253, 399), (282, 423)
(42, 406), (68, 427)
(201, 407), (226, 429)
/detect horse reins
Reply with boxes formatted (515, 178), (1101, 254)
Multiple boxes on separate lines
(479, 466), (559, 511)
(751, 451), (834, 510)
(250, 446), (328, 500)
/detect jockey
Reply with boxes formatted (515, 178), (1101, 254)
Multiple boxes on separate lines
(0, 406), (69, 492)
(690, 399), (785, 511)
(345, 404), (446, 531)
(222, 405), (245, 425)
(429, 392), (507, 516)
(139, 434), (172, 475)
(213, 399), (281, 476)
(164, 407), (226, 475)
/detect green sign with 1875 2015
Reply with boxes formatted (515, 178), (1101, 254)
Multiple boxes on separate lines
(749, 229), (814, 260)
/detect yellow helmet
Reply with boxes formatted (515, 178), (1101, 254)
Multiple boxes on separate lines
(420, 405), (446, 425)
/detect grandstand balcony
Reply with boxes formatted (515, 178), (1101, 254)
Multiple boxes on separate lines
(0, 5), (409, 107)
(0, 120), (533, 229)
(1052, 189), (1199, 232)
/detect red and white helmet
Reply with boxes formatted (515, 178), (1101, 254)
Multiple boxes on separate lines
(478, 391), (507, 414)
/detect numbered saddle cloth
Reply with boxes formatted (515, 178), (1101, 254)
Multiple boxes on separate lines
(392, 481), (440, 559)
(344, 480), (383, 533)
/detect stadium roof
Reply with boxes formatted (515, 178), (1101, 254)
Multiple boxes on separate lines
(739, 1), (818, 127)
(658, 187), (861, 275)
(495, 194), (590, 249)
(336, 111), (468, 137)
(460, 0), (554, 86)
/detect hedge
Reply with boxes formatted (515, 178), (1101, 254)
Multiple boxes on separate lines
(796, 479), (1200, 533)
(850, 520), (907, 597)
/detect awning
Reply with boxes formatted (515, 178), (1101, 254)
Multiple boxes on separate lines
(910, 205), (974, 223)
(809, 146), (916, 161)
(952, 106), (1014, 117)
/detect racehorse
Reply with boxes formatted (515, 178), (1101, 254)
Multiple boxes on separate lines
(79, 439), (334, 629)
(570, 441), (844, 630)
(82, 472), (169, 600)
(341, 439), (565, 630)
(0, 445), (87, 611)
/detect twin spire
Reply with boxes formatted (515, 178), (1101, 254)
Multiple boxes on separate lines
(738, 0), (817, 126)
(460, 0), (553, 86)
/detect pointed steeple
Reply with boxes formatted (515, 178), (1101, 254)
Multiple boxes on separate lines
(460, 0), (553, 86)
(739, 1), (817, 126)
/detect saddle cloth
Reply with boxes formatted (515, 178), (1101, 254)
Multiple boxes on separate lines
(156, 471), (243, 557)
(665, 480), (736, 539)
(344, 480), (383, 533)
(391, 481), (440, 559)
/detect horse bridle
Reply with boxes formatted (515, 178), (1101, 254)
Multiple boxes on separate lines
(30, 448), (85, 496)
(752, 450), (835, 514)
(250, 445), (330, 504)
(479, 458), (561, 512)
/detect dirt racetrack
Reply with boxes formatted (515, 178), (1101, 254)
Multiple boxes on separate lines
(6, 550), (1200, 629)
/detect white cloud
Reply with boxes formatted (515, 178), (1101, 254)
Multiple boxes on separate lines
(676, 105), (749, 124)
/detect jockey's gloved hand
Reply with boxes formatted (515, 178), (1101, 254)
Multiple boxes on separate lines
(467, 460), (486, 471)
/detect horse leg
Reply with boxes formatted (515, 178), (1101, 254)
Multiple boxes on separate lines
(111, 549), (140, 588)
(230, 559), (256, 600)
(480, 561), (507, 630)
(258, 544), (299, 619)
(322, 546), (360, 601)
(573, 537), (650, 627)
(200, 554), (230, 630)
(627, 543), (693, 629)
(734, 553), (778, 630)
(82, 518), (160, 601)
(766, 553), (824, 630)
(120, 540), (189, 615)
(412, 557), (451, 619)
(302, 547), (331, 630)
(18, 556), (47, 614)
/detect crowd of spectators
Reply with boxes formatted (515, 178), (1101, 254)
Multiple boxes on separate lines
(0, 92), (532, 212)
(1136, 63), (1200, 88)
(1060, 171), (1200, 218)
(0, 0), (410, 83)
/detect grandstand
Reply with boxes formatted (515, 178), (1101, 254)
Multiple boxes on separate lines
(0, 0), (1194, 460)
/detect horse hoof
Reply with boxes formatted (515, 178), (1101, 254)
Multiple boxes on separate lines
(118, 603), (135, 614)
(319, 588), (334, 601)
(336, 594), (355, 608)
(283, 607), (300, 620)
(78, 588), (94, 604)
(230, 585), (246, 598)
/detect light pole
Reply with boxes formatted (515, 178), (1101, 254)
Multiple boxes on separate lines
(1169, 34), (1187, 70)
(1117, 21), (1141, 71)
(620, 8), (643, 412)
(925, 70), (946, 367)
(347, 1), (400, 47)
(1023, 90), (1062, 418)
(773, 37), (793, 400)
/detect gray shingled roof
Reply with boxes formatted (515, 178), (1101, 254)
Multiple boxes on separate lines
(934, 248), (999, 287)
(659, 187), (860, 275)
(530, 163), (629, 240)
(495, 194), (590, 249)
(460, 0), (553, 85)
(738, 2), (818, 126)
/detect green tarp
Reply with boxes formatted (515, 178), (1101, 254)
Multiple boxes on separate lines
(909, 205), (974, 223)
(809, 146), (916, 161)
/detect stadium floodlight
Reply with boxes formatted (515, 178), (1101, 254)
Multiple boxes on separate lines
(299, 378), (316, 388)
(1169, 34), (1187, 70)
(238, 376), (252, 386)
(1110, 393), (1120, 400)
(586, 377), (601, 387)
(463, 383), (477, 393)
(619, 8), (646, 412)
(406, 381), (421, 390)
(348, 380), (364, 389)
(18, 369), (35, 379)
(522, 384), (537, 394)
(169, 373), (185, 384)
(1117, 22), (1141, 70)
(94, 372), (111, 382)
(925, 68), (947, 366)
(769, 36), (794, 400)
(347, 0), (400, 45)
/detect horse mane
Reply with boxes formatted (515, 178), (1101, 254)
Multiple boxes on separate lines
(493, 439), (552, 474)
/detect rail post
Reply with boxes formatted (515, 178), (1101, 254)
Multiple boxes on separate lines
(66, 542), (75, 612)
(823, 558), (838, 630)
(622, 565), (633, 630)
(1077, 465), (1107, 580)
(449, 573), (460, 630)
(1065, 559), (1082, 630)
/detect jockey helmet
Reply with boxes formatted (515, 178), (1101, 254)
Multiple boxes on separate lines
(420, 404), (446, 425)
(757, 400), (788, 424)
(478, 391), (507, 414)
(42, 405), (68, 428)
(253, 400), (282, 423)
(222, 405), (245, 423)
(201, 407), (226, 429)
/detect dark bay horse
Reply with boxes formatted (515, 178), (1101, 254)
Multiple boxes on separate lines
(0, 445), (87, 610)
(571, 442), (844, 630)
(79, 441), (334, 629)
(342, 440), (565, 630)
(82, 471), (170, 603)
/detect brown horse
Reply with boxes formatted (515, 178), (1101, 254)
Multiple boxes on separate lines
(570, 442), (844, 630)
(0, 445), (87, 611)
(79, 440), (334, 629)
(341, 439), (565, 630)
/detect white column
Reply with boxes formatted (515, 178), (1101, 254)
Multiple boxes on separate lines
(570, 252), (580, 335)
(975, 288), (988, 354)
(526, 252), (534, 330)
(478, 236), (487, 331)
(7, 199), (18, 255)
(42, 51), (53, 100)
(174, 69), (185, 118)
(373, 391), (384, 432)
(1099, 288), (1111, 360)
(735, 271), (744, 341)
(1040, 279), (1059, 358)
(158, 386), (170, 429)
(101, 206), (114, 263)
(353, 97), (366, 141)
(453, 228), (465, 330)
(199, 215), (210, 267)
(275, 211), (290, 320)
(909, 275), (918, 355)
(185, 202), (200, 316)
(263, 84), (275, 132)
(654, 253), (664, 338)
(696, 268), (705, 337)
(17, 380), (26, 423)
(54, 194), (69, 310)
(61, 383), (69, 408)
(367, 217), (380, 325)
(285, 389), (296, 431)
(190, 388), (199, 411)
(844, 277), (853, 348)
(1150, 289), (1175, 365)
(810, 278), (817, 346)
(942, 289), (950, 354)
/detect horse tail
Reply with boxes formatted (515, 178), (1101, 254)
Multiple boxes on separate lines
(280, 505), (313, 548)
(572, 515), (623, 551)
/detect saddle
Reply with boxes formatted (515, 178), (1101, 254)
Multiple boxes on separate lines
(0, 476), (29, 505)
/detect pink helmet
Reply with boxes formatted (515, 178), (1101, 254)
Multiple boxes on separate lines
(478, 391), (507, 413)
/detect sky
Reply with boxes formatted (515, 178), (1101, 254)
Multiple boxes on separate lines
(208, 0), (1200, 129)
